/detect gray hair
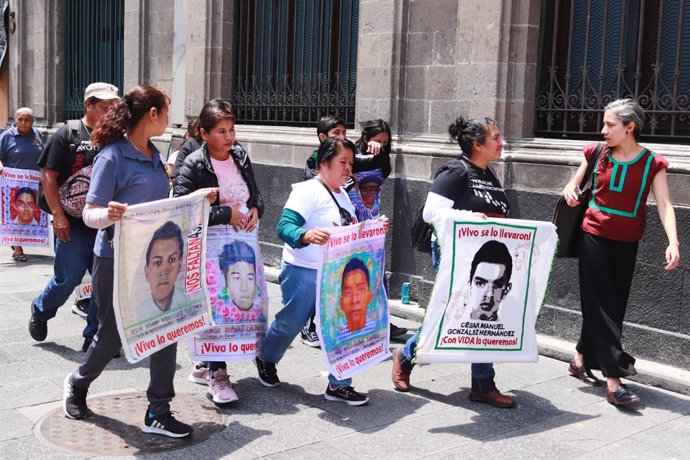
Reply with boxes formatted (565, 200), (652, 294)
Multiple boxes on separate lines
(604, 99), (644, 141)
(14, 107), (34, 121)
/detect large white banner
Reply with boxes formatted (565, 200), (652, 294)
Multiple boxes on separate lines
(415, 211), (557, 364)
(316, 220), (391, 380)
(113, 192), (211, 363)
(0, 167), (50, 247)
(188, 226), (269, 362)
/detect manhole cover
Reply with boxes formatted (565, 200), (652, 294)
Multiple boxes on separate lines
(34, 392), (226, 455)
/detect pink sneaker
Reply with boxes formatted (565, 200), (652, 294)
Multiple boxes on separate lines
(187, 363), (210, 385)
(208, 369), (238, 404)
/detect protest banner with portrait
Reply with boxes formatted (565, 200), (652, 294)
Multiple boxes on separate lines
(0, 167), (50, 247)
(316, 219), (390, 380)
(188, 225), (269, 362)
(113, 191), (211, 363)
(415, 210), (557, 364)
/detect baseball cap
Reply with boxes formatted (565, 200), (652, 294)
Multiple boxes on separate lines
(84, 82), (119, 101)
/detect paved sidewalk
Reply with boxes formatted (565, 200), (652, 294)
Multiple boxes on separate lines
(1, 246), (689, 459)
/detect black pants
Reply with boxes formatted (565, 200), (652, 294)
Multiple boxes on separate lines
(71, 256), (177, 415)
(577, 232), (638, 378)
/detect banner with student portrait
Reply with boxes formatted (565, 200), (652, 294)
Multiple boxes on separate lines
(113, 191), (211, 363)
(188, 225), (269, 362)
(316, 219), (391, 380)
(0, 167), (50, 247)
(415, 210), (557, 364)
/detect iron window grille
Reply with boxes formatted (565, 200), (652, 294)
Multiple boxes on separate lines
(232, 0), (359, 128)
(64, 0), (124, 120)
(536, 0), (690, 142)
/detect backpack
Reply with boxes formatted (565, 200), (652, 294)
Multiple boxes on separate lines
(37, 120), (83, 214)
(58, 163), (93, 218)
(410, 158), (470, 253)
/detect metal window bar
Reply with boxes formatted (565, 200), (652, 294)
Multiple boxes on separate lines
(64, 0), (124, 120)
(535, 0), (690, 142)
(232, 0), (359, 127)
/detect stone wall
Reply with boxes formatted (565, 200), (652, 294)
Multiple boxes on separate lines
(354, 0), (541, 138)
(6, 0), (63, 122)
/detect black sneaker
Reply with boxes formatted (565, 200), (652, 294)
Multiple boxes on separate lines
(63, 374), (89, 420)
(324, 385), (369, 406)
(300, 325), (321, 348)
(390, 323), (408, 340)
(141, 408), (193, 438)
(71, 299), (89, 319)
(28, 311), (48, 342)
(254, 356), (280, 387)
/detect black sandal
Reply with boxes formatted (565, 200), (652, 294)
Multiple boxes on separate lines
(12, 252), (28, 262)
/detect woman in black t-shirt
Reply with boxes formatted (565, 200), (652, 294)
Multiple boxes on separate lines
(392, 116), (516, 409)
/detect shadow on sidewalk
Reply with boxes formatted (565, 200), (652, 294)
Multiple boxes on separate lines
(0, 253), (54, 267)
(415, 386), (596, 440)
(583, 380), (690, 416)
(34, 341), (180, 372)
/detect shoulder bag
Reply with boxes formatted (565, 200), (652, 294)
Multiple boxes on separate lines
(551, 143), (605, 258)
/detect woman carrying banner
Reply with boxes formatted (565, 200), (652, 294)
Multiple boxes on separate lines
(63, 85), (211, 438)
(175, 98), (264, 405)
(0, 107), (44, 261)
(562, 99), (680, 406)
(391, 116), (516, 408)
(256, 137), (385, 405)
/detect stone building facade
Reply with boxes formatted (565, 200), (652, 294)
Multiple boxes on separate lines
(3, 0), (689, 369)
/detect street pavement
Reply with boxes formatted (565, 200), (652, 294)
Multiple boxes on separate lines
(2, 245), (690, 459)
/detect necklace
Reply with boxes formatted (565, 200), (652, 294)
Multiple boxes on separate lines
(127, 135), (148, 154)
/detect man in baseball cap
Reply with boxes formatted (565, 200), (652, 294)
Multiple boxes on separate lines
(30, 82), (120, 352)
(83, 82), (120, 101)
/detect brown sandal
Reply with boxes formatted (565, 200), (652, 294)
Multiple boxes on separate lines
(568, 358), (602, 386)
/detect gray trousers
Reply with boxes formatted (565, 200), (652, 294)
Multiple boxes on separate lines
(71, 256), (177, 415)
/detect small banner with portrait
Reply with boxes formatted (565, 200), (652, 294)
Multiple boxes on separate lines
(316, 219), (391, 380)
(188, 225), (269, 362)
(0, 167), (50, 247)
(113, 191), (211, 363)
(415, 210), (558, 364)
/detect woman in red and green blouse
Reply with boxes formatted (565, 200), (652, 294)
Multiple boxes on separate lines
(562, 98), (680, 406)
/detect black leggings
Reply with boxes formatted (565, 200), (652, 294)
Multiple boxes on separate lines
(71, 256), (178, 415)
(577, 232), (638, 378)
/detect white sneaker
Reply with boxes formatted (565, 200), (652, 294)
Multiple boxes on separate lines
(71, 299), (89, 319)
(187, 362), (210, 385)
(208, 369), (238, 404)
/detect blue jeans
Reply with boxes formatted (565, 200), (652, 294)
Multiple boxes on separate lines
(403, 239), (495, 383)
(32, 226), (98, 339)
(260, 262), (351, 389)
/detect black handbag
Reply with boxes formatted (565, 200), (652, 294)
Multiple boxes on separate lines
(410, 204), (433, 253)
(552, 143), (605, 258)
